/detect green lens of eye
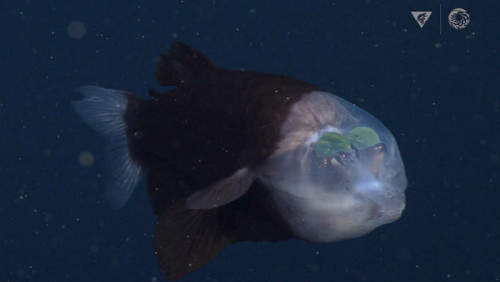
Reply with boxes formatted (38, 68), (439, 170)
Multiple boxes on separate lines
(347, 126), (380, 149)
(315, 132), (351, 158)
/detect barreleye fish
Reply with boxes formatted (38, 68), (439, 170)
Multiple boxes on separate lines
(73, 42), (407, 280)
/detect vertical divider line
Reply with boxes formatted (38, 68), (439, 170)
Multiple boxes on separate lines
(440, 4), (442, 34)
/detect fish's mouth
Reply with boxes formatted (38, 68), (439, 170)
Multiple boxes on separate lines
(372, 198), (405, 222)
(363, 188), (405, 222)
(379, 207), (405, 221)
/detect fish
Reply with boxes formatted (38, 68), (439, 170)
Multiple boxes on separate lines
(72, 42), (407, 280)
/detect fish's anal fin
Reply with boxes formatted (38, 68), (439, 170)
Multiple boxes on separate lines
(186, 168), (255, 210)
(72, 86), (144, 209)
(154, 201), (232, 280)
(155, 41), (217, 86)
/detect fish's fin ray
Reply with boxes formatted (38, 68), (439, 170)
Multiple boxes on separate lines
(154, 201), (231, 279)
(186, 168), (255, 210)
(72, 85), (144, 208)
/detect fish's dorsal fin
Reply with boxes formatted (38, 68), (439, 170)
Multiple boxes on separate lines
(186, 168), (255, 210)
(154, 201), (232, 280)
(155, 41), (217, 86)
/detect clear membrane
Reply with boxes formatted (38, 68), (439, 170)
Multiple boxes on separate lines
(258, 91), (406, 242)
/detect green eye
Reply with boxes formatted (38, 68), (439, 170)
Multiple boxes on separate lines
(347, 126), (380, 149)
(315, 132), (351, 158)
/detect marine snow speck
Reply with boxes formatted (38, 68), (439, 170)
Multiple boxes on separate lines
(73, 42), (407, 280)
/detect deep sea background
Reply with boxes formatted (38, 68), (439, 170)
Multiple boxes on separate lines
(2, 0), (499, 281)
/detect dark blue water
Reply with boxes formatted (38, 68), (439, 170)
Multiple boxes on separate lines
(2, 0), (499, 281)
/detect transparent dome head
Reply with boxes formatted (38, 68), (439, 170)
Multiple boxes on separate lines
(257, 91), (406, 242)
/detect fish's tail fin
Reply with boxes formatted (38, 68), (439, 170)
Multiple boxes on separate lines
(72, 85), (144, 209)
(155, 41), (217, 86)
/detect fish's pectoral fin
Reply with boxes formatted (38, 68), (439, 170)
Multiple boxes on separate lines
(154, 201), (232, 280)
(186, 168), (255, 210)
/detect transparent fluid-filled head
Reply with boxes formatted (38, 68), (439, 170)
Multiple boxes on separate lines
(258, 91), (407, 243)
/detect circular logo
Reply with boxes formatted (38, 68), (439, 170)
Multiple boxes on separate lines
(448, 8), (470, 30)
